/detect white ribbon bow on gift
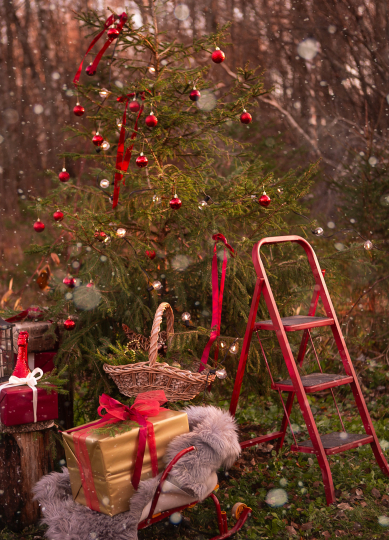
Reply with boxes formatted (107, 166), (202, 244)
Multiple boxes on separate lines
(0, 368), (44, 423)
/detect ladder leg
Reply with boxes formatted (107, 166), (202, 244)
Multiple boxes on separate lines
(275, 392), (295, 452)
(315, 445), (336, 505)
(229, 278), (264, 417)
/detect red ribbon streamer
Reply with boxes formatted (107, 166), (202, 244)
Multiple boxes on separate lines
(198, 234), (234, 373)
(73, 12), (127, 86)
(112, 92), (145, 208)
(66, 390), (167, 511)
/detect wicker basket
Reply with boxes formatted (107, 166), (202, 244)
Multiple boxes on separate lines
(103, 302), (216, 402)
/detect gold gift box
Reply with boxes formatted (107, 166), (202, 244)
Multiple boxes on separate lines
(63, 409), (189, 516)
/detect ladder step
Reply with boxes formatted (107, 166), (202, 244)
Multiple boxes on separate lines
(255, 315), (334, 332)
(274, 373), (354, 393)
(291, 432), (374, 455)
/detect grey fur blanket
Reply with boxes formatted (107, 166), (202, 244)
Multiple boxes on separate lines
(33, 405), (241, 540)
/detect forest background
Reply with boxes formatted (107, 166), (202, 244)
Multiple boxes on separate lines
(0, 0), (389, 388)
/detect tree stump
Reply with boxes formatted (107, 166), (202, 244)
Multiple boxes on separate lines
(0, 424), (55, 532)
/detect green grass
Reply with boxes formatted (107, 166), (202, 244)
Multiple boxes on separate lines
(3, 388), (389, 539)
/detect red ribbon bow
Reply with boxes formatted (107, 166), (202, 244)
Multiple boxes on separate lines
(198, 234), (234, 372)
(67, 390), (167, 511)
(112, 92), (146, 208)
(73, 12), (128, 86)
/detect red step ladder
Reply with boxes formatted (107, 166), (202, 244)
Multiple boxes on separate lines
(229, 235), (389, 505)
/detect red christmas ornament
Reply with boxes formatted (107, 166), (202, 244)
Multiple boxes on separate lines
(240, 110), (252, 124)
(33, 219), (45, 233)
(53, 210), (64, 222)
(73, 103), (85, 117)
(12, 331), (31, 379)
(86, 64), (96, 76)
(146, 250), (156, 260)
(189, 89), (201, 102)
(92, 133), (104, 146)
(59, 168), (70, 182)
(86, 280), (94, 288)
(211, 47), (225, 64)
(145, 114), (158, 128)
(94, 231), (107, 241)
(64, 318), (76, 331)
(136, 153), (148, 168)
(169, 194), (182, 210)
(107, 27), (120, 39)
(259, 192), (271, 208)
(63, 276), (76, 288)
(129, 100), (140, 113)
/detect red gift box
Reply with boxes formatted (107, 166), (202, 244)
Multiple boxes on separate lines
(0, 385), (58, 426)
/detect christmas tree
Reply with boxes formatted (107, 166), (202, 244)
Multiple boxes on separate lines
(26, 6), (319, 422)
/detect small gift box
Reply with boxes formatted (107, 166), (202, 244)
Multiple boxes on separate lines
(12, 321), (57, 353)
(62, 391), (189, 516)
(0, 383), (58, 426)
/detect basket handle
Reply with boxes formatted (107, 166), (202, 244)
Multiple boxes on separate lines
(148, 302), (174, 366)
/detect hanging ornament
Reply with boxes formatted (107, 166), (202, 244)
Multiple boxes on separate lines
(198, 195), (211, 210)
(64, 318), (76, 330)
(94, 231), (107, 241)
(100, 179), (110, 189)
(364, 240), (373, 250)
(59, 168), (70, 182)
(216, 368), (227, 380)
(136, 152), (148, 168)
(107, 26), (120, 39)
(101, 141), (110, 151)
(145, 112), (158, 127)
(152, 280), (162, 291)
(99, 88), (110, 98)
(259, 192), (271, 208)
(314, 227), (324, 236)
(189, 88), (201, 102)
(169, 194), (182, 210)
(33, 219), (45, 233)
(63, 276), (76, 288)
(146, 250), (156, 260)
(92, 133), (104, 146)
(240, 109), (252, 124)
(211, 47), (226, 63)
(129, 99), (140, 113)
(86, 64), (96, 76)
(86, 280), (94, 288)
(73, 103), (85, 117)
(53, 210), (64, 222)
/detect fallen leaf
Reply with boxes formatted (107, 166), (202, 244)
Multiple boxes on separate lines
(285, 526), (298, 536)
(250, 458), (256, 466)
(335, 531), (346, 537)
(50, 253), (60, 265)
(322, 532), (331, 538)
(313, 481), (321, 488)
(355, 488), (363, 497)
(372, 487), (381, 499)
(291, 521), (299, 529)
(382, 494), (389, 507)
(337, 502), (353, 511)
(301, 522), (313, 530)
(13, 297), (22, 311)
(360, 501), (367, 507)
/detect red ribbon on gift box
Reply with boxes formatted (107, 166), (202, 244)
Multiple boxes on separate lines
(66, 390), (167, 512)
(198, 234), (234, 372)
